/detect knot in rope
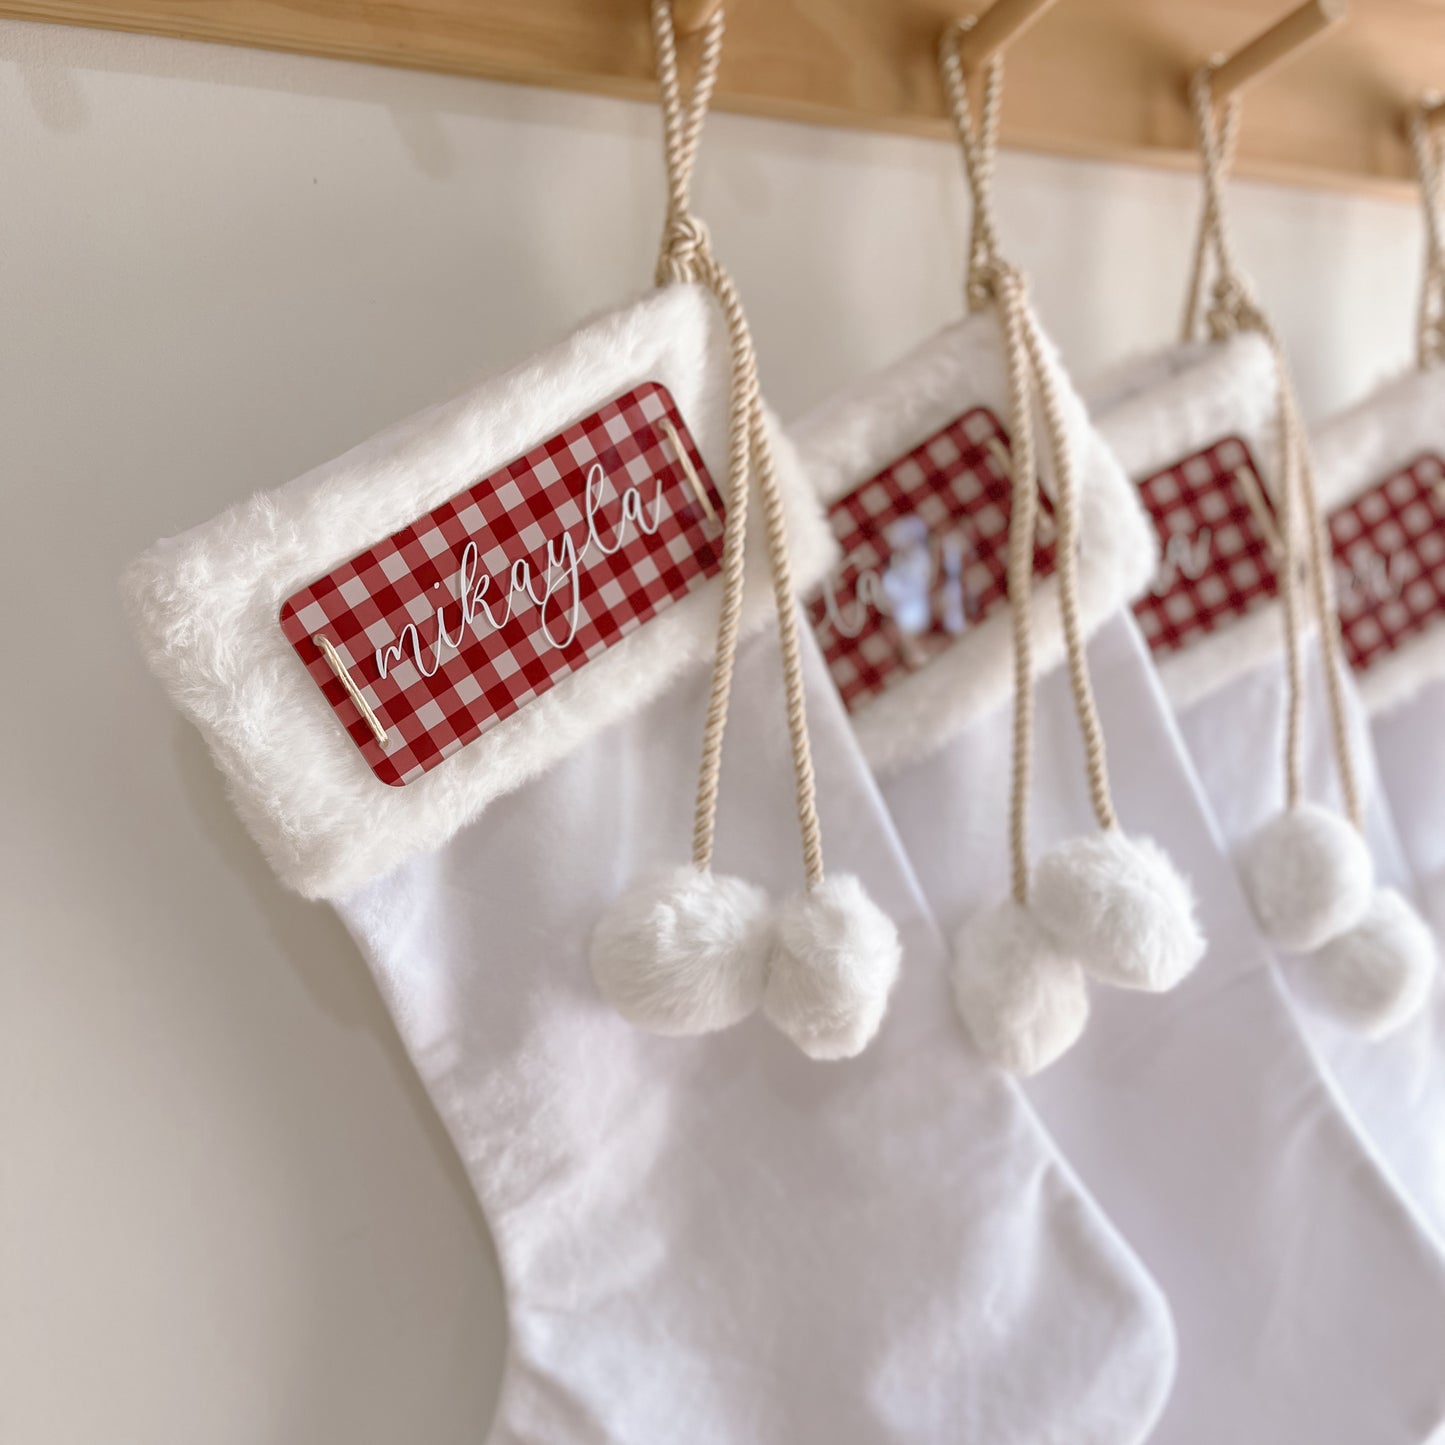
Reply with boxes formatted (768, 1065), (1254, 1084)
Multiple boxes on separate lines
(1182, 68), (1271, 347)
(941, 23), (1009, 316)
(648, 0), (826, 889)
(967, 254), (1026, 316)
(1204, 273), (1267, 343)
(656, 211), (714, 287)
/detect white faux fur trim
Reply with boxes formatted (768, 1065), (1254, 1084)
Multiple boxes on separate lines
(1314, 367), (1445, 716)
(787, 312), (1157, 776)
(125, 284), (836, 899)
(1087, 333), (1294, 712)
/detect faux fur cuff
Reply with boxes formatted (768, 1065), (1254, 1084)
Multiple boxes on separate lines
(788, 312), (1157, 776)
(1087, 333), (1291, 711)
(124, 284), (836, 899)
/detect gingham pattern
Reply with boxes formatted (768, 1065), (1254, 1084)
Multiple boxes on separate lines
(279, 382), (725, 787)
(1331, 452), (1445, 673)
(804, 407), (1056, 712)
(1132, 435), (1280, 655)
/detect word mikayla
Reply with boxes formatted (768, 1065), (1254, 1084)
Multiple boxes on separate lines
(375, 463), (663, 681)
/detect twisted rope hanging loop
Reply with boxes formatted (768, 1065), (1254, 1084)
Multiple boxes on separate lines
(1185, 67), (1361, 828)
(651, 0), (825, 887)
(1409, 108), (1445, 371)
(940, 29), (1118, 906)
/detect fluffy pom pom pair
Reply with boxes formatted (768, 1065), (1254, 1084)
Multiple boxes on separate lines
(590, 866), (902, 1060)
(1239, 804), (1438, 1040)
(953, 831), (1206, 1077)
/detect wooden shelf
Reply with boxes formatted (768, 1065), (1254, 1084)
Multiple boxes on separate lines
(5, 0), (1443, 197)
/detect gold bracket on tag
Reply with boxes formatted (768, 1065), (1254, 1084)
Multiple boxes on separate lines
(659, 416), (721, 529)
(987, 436), (1058, 547)
(314, 634), (390, 747)
(1236, 463), (1286, 559)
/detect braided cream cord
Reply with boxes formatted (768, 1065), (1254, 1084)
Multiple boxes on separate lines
(1409, 108), (1445, 371)
(941, 30), (1118, 906)
(1186, 68), (1361, 828)
(996, 265), (1041, 904)
(1180, 92), (1247, 347)
(1021, 306), (1118, 838)
(651, 0), (825, 887)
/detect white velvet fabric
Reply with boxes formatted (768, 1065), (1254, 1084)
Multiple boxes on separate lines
(336, 630), (1178, 1445)
(1092, 340), (1445, 1250)
(1176, 640), (1445, 1251)
(127, 284), (1179, 1440)
(1375, 679), (1445, 949)
(880, 614), (1445, 1444)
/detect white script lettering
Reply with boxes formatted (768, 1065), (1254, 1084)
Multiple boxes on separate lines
(375, 462), (667, 680)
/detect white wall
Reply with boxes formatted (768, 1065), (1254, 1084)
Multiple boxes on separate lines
(0, 17), (1426, 1444)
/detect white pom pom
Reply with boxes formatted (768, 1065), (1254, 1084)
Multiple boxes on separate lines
(763, 875), (901, 1061)
(1309, 888), (1439, 1039)
(1238, 804), (1374, 953)
(590, 866), (771, 1036)
(952, 898), (1090, 1077)
(1031, 831), (1205, 993)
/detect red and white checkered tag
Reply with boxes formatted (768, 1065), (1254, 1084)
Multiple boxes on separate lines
(1132, 435), (1280, 656)
(804, 407), (1055, 712)
(1331, 452), (1445, 673)
(279, 382), (725, 786)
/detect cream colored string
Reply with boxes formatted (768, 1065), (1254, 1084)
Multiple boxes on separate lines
(651, 0), (825, 887)
(1187, 68), (1361, 827)
(1409, 108), (1445, 370)
(1178, 93), (1283, 560)
(1181, 91), (1248, 348)
(942, 31), (1118, 907)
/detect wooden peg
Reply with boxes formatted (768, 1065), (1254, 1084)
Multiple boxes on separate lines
(1210, 0), (1348, 102)
(673, 0), (723, 34)
(951, 0), (1060, 71)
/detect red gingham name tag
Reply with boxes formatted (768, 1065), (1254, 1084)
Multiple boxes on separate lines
(804, 407), (1055, 712)
(1132, 435), (1280, 656)
(1331, 452), (1445, 672)
(279, 382), (725, 786)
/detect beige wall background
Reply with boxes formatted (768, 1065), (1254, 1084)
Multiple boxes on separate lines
(0, 15), (1427, 1443)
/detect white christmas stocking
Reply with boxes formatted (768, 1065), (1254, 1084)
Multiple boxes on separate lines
(1317, 111), (1445, 943)
(122, 9), (1178, 1441)
(784, 40), (1445, 1443)
(1090, 74), (1445, 1248)
(1313, 362), (1445, 1233)
(1320, 365), (1445, 934)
